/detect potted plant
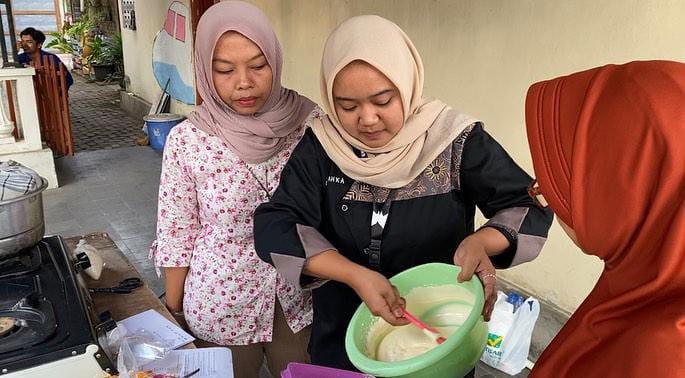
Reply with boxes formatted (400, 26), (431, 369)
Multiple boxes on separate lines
(44, 32), (75, 54)
(66, 16), (95, 72)
(65, 15), (95, 50)
(87, 35), (115, 81)
(103, 33), (124, 78)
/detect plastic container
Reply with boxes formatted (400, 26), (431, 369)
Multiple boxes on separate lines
(280, 362), (372, 378)
(345, 263), (487, 378)
(144, 113), (185, 151)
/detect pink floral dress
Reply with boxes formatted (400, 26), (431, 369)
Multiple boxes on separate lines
(151, 111), (320, 345)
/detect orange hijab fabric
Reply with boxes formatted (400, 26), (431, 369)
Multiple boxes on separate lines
(526, 60), (685, 376)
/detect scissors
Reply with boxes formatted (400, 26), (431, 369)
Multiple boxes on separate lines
(89, 277), (143, 294)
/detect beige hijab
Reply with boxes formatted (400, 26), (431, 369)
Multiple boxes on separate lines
(310, 15), (479, 188)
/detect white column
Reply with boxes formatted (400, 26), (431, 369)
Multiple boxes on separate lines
(0, 67), (58, 188)
(0, 80), (15, 144)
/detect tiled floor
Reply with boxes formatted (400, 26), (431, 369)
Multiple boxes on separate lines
(69, 74), (146, 153)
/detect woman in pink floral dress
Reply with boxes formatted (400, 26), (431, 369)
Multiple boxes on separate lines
(150, 2), (318, 377)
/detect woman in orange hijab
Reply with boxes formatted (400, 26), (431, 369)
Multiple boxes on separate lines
(525, 60), (685, 376)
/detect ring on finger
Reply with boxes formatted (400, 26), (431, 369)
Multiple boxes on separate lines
(480, 273), (496, 281)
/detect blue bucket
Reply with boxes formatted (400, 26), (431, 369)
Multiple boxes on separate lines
(144, 113), (185, 151)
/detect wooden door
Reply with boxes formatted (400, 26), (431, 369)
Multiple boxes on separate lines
(33, 55), (74, 156)
(190, 0), (217, 105)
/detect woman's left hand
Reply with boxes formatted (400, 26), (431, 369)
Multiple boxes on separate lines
(453, 235), (498, 321)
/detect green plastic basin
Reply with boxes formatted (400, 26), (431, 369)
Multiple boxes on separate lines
(345, 263), (487, 378)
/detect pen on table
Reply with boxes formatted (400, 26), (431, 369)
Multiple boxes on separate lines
(182, 368), (200, 378)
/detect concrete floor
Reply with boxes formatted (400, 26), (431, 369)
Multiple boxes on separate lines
(43, 147), (164, 295)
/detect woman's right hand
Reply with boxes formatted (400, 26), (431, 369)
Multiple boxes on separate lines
(303, 250), (409, 325)
(348, 268), (409, 326)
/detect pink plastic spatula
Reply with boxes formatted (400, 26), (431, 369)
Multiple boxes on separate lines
(401, 308), (447, 344)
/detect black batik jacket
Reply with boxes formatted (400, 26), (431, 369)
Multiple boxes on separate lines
(254, 123), (553, 370)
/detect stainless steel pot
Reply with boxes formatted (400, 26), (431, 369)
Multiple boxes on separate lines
(0, 178), (48, 257)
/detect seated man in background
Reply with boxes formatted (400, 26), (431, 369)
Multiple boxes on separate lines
(17, 27), (74, 90)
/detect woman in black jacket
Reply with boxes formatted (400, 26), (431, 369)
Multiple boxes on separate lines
(254, 15), (553, 371)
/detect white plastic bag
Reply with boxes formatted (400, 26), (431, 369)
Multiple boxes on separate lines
(116, 326), (180, 378)
(74, 239), (105, 280)
(480, 291), (540, 375)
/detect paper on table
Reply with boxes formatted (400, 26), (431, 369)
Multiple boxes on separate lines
(118, 309), (195, 349)
(143, 347), (233, 378)
(176, 347), (233, 378)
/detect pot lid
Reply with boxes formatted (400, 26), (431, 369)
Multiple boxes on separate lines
(0, 160), (46, 201)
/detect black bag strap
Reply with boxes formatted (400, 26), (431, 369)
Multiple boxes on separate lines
(364, 190), (393, 270)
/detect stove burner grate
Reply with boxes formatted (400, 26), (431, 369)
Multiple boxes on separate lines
(0, 293), (57, 354)
(0, 242), (44, 279)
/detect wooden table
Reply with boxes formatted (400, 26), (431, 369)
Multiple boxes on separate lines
(64, 232), (195, 348)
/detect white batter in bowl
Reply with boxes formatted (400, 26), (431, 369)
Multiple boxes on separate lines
(365, 284), (475, 362)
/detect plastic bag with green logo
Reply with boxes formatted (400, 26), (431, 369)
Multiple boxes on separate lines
(480, 291), (540, 375)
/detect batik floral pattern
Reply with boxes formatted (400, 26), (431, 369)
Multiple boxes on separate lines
(151, 110), (322, 345)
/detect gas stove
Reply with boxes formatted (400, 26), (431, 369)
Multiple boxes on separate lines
(0, 235), (114, 377)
